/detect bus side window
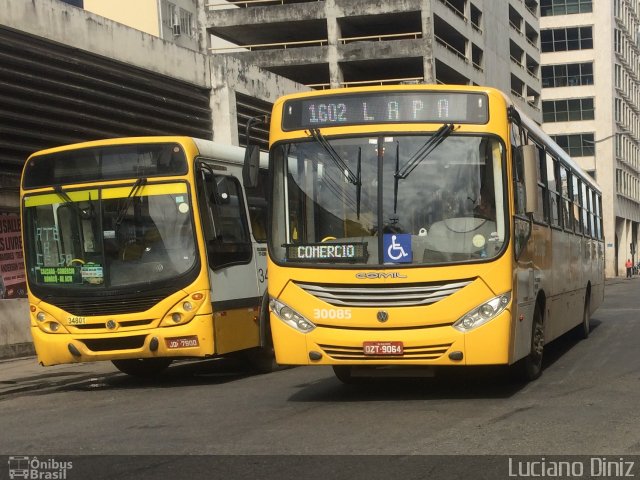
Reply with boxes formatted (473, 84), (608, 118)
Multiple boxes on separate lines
(511, 123), (526, 216)
(559, 165), (572, 230)
(198, 170), (252, 270)
(533, 143), (547, 224)
(546, 154), (561, 228)
(513, 151), (528, 216)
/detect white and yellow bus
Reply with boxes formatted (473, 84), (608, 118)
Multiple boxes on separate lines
(255, 85), (604, 382)
(21, 137), (273, 376)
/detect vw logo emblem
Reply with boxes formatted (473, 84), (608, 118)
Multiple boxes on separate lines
(377, 311), (389, 323)
(106, 320), (117, 330)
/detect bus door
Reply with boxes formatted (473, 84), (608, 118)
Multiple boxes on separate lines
(196, 161), (262, 354)
(244, 168), (269, 300)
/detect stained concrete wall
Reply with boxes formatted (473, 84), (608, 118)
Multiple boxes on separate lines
(0, 299), (32, 359)
(2, 0), (209, 87)
(210, 55), (310, 145)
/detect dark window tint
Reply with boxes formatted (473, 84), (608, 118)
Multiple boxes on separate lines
(23, 143), (188, 189)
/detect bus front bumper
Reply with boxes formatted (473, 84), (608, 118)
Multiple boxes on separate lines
(270, 309), (512, 367)
(31, 315), (215, 366)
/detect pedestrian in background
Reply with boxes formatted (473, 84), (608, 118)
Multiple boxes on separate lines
(626, 258), (633, 278)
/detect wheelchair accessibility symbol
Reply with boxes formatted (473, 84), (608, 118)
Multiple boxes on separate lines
(383, 234), (412, 263)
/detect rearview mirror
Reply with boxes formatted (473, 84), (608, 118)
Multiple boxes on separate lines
(243, 145), (260, 189)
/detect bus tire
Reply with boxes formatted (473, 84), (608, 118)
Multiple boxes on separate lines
(245, 345), (276, 374)
(576, 294), (591, 340)
(244, 292), (277, 374)
(516, 307), (544, 382)
(112, 358), (172, 377)
(333, 366), (356, 384)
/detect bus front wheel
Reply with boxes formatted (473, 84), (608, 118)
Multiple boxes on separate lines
(333, 366), (357, 384)
(244, 346), (277, 374)
(516, 308), (544, 382)
(112, 358), (172, 377)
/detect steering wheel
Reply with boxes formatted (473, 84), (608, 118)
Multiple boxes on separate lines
(321, 236), (337, 242)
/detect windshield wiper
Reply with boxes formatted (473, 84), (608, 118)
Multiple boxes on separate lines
(115, 177), (147, 226)
(393, 123), (455, 213)
(308, 129), (359, 185)
(53, 185), (93, 219)
(307, 128), (362, 219)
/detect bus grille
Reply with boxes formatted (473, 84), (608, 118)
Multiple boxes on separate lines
(52, 296), (165, 316)
(318, 343), (452, 361)
(73, 319), (155, 330)
(79, 335), (147, 352)
(294, 279), (473, 307)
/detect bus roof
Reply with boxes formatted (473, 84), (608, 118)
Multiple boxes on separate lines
(26, 136), (269, 169)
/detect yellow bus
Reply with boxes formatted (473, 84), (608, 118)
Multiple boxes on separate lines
(256, 85), (604, 382)
(21, 136), (273, 376)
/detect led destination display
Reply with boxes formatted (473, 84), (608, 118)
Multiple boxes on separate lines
(282, 91), (488, 130)
(286, 243), (368, 263)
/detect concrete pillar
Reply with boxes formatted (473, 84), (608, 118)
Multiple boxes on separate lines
(195, 0), (211, 54)
(325, 0), (343, 88)
(617, 218), (631, 277)
(421, 0), (436, 84)
(210, 57), (239, 146)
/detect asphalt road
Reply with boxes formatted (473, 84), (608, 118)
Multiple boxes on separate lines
(1, 278), (639, 478)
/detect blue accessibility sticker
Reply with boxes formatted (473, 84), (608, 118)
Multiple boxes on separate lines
(383, 234), (412, 263)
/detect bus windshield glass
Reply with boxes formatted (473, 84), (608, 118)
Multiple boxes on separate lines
(270, 134), (507, 266)
(22, 182), (197, 289)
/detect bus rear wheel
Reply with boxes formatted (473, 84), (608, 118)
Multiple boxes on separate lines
(112, 358), (172, 377)
(575, 294), (591, 340)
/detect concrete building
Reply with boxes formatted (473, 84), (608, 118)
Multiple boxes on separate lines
(206, 0), (542, 121)
(540, 0), (639, 277)
(61, 0), (202, 51)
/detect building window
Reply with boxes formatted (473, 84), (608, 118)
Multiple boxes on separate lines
(541, 26), (593, 52)
(543, 98), (594, 122)
(551, 133), (595, 157)
(542, 62), (593, 88)
(541, 0), (592, 16)
(161, 1), (194, 37)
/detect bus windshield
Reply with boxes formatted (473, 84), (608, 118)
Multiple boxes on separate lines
(23, 182), (198, 290)
(271, 134), (507, 266)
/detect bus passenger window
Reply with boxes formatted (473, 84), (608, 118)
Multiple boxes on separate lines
(546, 154), (561, 227)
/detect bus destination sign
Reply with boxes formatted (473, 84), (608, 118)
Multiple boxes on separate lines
(286, 242), (368, 263)
(281, 91), (488, 130)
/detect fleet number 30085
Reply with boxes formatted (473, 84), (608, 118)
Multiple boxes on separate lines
(313, 308), (352, 320)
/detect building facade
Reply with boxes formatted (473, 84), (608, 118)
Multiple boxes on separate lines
(206, 0), (542, 121)
(540, 0), (639, 277)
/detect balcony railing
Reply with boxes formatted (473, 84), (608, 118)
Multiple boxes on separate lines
(339, 32), (422, 44)
(437, 0), (467, 23)
(434, 35), (468, 63)
(307, 76), (425, 89)
(208, 38), (328, 53)
(206, 0), (321, 9)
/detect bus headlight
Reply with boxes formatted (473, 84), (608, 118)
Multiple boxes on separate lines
(160, 291), (208, 327)
(452, 292), (511, 332)
(269, 298), (316, 333)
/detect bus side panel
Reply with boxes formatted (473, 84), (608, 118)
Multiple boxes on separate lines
(213, 308), (260, 354)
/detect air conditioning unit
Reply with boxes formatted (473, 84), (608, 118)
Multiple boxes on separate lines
(172, 23), (181, 36)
